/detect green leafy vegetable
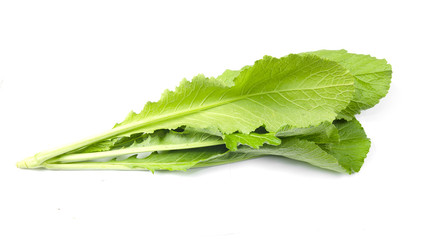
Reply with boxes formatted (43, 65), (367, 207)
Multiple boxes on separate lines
(17, 50), (390, 174)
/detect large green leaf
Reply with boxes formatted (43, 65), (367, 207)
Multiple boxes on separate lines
(115, 54), (355, 136)
(307, 50), (392, 120)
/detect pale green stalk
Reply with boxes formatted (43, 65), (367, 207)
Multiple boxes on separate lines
(49, 139), (224, 163)
(42, 162), (150, 170)
(17, 121), (144, 168)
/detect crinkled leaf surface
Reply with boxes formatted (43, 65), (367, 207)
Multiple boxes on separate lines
(307, 50), (392, 120)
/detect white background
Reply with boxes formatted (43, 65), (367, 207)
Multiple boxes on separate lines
(0, 1), (422, 239)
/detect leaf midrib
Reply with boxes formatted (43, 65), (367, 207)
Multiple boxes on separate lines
(116, 82), (353, 135)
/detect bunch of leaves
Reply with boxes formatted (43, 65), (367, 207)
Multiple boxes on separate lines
(17, 50), (391, 174)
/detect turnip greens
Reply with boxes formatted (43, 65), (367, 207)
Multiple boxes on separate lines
(17, 50), (391, 173)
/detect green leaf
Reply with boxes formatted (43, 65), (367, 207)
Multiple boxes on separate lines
(306, 50), (392, 120)
(223, 132), (281, 151)
(115, 54), (355, 137)
(321, 119), (371, 173)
